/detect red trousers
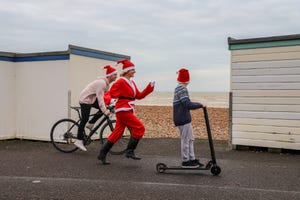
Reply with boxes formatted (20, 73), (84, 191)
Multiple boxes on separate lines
(108, 111), (145, 143)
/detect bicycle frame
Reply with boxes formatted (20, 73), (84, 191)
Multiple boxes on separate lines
(86, 115), (113, 139)
(70, 106), (115, 142)
(51, 105), (129, 153)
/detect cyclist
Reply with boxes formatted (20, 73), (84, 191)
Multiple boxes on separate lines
(85, 91), (115, 130)
(74, 65), (117, 151)
(98, 59), (155, 164)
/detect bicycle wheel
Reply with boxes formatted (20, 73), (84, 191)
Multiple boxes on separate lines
(50, 118), (79, 153)
(99, 119), (132, 154)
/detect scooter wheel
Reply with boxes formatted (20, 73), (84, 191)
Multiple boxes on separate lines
(156, 163), (167, 173)
(211, 165), (221, 176)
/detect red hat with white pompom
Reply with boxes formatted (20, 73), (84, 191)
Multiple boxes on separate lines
(177, 68), (190, 83)
(117, 60), (135, 72)
(103, 65), (117, 77)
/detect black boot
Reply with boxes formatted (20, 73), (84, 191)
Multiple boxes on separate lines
(125, 137), (141, 160)
(97, 141), (114, 165)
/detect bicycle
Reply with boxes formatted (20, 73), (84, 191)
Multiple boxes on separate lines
(50, 106), (132, 154)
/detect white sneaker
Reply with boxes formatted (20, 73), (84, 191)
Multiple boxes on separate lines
(74, 140), (87, 151)
(86, 123), (94, 130)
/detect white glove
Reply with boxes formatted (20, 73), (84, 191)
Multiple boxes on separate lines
(150, 81), (155, 87)
(110, 98), (117, 106)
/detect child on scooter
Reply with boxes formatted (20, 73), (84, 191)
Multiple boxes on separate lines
(173, 68), (205, 168)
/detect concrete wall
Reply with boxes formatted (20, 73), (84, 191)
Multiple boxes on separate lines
(0, 61), (16, 139)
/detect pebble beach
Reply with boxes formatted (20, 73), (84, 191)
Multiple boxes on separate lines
(135, 105), (229, 141)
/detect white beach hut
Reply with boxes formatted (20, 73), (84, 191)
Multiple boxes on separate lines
(0, 45), (129, 141)
(228, 34), (300, 151)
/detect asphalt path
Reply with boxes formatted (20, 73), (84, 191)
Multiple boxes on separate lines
(0, 139), (299, 200)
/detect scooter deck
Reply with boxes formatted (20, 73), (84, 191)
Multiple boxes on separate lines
(164, 166), (210, 170)
(156, 161), (221, 175)
(156, 161), (213, 172)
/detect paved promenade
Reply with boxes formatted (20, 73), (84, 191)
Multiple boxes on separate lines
(0, 139), (299, 200)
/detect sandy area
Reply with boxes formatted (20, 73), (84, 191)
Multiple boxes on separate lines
(135, 105), (229, 141)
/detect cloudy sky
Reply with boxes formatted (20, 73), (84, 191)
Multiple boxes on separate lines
(1, 0), (300, 92)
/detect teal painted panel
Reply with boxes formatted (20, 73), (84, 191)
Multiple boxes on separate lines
(229, 39), (300, 50)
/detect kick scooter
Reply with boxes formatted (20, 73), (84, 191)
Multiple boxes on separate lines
(156, 107), (221, 176)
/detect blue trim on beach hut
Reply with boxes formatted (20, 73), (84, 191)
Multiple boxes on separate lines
(0, 45), (130, 63)
(0, 56), (14, 62)
(69, 45), (129, 61)
(70, 49), (122, 61)
(14, 55), (70, 62)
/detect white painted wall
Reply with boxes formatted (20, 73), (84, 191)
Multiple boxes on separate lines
(68, 54), (117, 120)
(231, 46), (300, 150)
(0, 61), (16, 139)
(0, 45), (129, 141)
(15, 60), (69, 141)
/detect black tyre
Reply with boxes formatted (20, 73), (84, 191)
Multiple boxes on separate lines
(211, 165), (221, 176)
(156, 163), (167, 173)
(99, 120), (132, 154)
(50, 119), (79, 153)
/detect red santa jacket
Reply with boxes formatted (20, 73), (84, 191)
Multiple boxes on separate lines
(110, 77), (154, 113)
(103, 91), (112, 105)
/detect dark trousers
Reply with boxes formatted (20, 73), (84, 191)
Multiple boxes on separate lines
(77, 99), (103, 140)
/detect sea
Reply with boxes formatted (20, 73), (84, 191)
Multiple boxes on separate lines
(136, 91), (229, 108)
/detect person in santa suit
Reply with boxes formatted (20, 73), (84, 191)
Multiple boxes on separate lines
(98, 59), (155, 165)
(74, 65), (117, 151)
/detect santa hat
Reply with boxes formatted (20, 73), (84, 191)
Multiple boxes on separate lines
(117, 60), (135, 72)
(177, 68), (190, 83)
(103, 65), (117, 77)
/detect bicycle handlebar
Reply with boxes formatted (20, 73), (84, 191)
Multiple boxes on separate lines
(107, 105), (115, 112)
(70, 105), (115, 119)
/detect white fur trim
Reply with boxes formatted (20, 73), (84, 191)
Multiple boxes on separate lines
(122, 66), (135, 72)
(114, 107), (134, 113)
(120, 77), (136, 96)
(106, 71), (117, 77)
(114, 101), (135, 113)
